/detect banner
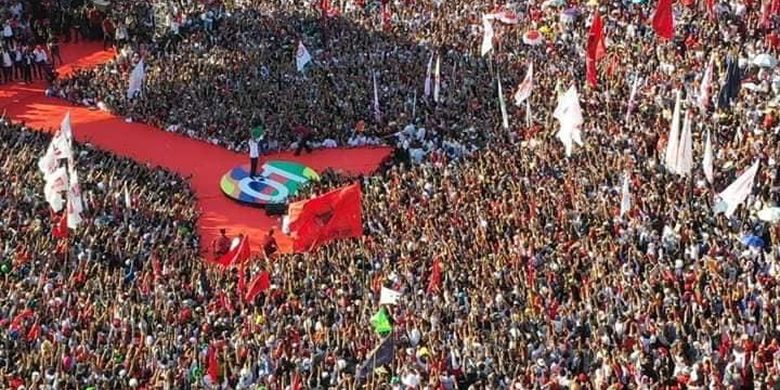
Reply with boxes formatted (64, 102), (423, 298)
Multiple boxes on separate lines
(287, 183), (363, 252)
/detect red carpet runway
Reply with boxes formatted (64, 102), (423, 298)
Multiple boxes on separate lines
(0, 43), (392, 255)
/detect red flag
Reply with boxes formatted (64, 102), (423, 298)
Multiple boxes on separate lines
(244, 270), (271, 302)
(705, 0), (715, 19)
(213, 235), (250, 267)
(52, 212), (68, 239)
(287, 184), (363, 252)
(428, 259), (442, 293)
(206, 344), (220, 383)
(652, 0), (675, 40)
(586, 11), (606, 88)
(26, 321), (40, 342)
(292, 372), (302, 390)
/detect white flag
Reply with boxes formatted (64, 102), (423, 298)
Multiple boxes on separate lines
(484, 10), (519, 24)
(424, 53), (433, 97)
(513, 62), (533, 106)
(295, 41), (312, 72)
(66, 192), (83, 229)
(497, 71), (509, 129)
(620, 171), (631, 217)
(44, 166), (68, 212)
(664, 90), (682, 173)
(38, 144), (58, 178)
(714, 160), (760, 217)
(372, 71), (381, 122)
(379, 287), (402, 305)
(675, 110), (694, 176)
(68, 168), (84, 216)
(127, 59), (145, 99)
(624, 75), (642, 123)
(433, 55), (441, 103)
(554, 86), (584, 157)
(48, 112), (73, 162)
(702, 129), (714, 184)
(698, 56), (714, 112)
(480, 17), (494, 56)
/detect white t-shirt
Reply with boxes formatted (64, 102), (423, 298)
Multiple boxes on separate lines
(249, 139), (259, 158)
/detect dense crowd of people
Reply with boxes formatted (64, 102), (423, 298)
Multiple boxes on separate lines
(2, 0), (780, 388)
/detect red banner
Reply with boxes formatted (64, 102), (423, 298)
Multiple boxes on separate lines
(287, 183), (363, 252)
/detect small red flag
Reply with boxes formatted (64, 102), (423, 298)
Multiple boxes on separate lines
(652, 0), (675, 40)
(244, 270), (271, 302)
(52, 212), (68, 239)
(213, 235), (250, 267)
(292, 372), (303, 390)
(586, 11), (606, 88)
(428, 259), (442, 293)
(26, 321), (40, 342)
(206, 344), (220, 383)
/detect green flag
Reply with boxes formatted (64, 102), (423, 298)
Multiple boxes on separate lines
(251, 125), (265, 139)
(370, 307), (392, 336)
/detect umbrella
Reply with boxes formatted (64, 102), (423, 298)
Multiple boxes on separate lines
(753, 53), (777, 68)
(523, 30), (544, 46)
(758, 207), (780, 222)
(741, 234), (766, 248)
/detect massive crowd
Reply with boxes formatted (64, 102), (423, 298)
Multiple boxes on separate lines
(1, 0), (780, 388)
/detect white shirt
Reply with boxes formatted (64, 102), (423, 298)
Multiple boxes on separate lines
(33, 49), (47, 63)
(249, 139), (259, 158)
(2, 52), (11, 67)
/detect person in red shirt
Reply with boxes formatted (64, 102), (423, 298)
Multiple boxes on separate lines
(213, 229), (231, 256)
(293, 123), (313, 156)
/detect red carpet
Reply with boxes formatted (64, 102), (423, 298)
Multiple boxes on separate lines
(0, 42), (392, 255)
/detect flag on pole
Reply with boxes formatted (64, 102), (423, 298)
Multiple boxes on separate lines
(702, 130), (714, 184)
(286, 184), (363, 252)
(698, 56), (714, 112)
(620, 172), (631, 217)
(717, 55), (741, 110)
(213, 234), (251, 267)
(484, 10), (519, 24)
(526, 100), (532, 128)
(481, 16), (494, 56)
(244, 270), (271, 302)
(370, 307), (393, 336)
(67, 168), (84, 216)
(433, 55), (441, 103)
(127, 59), (145, 99)
(424, 53), (433, 97)
(357, 336), (396, 380)
(652, 0), (675, 40)
(586, 10), (606, 88)
(713, 160), (760, 217)
(513, 62), (533, 106)
(625, 75), (642, 123)
(295, 41), (312, 72)
(372, 71), (381, 122)
(52, 212), (68, 239)
(553, 86), (584, 157)
(675, 111), (694, 176)
(44, 166), (68, 212)
(664, 90), (682, 173)
(379, 287), (402, 305)
(497, 72), (509, 130)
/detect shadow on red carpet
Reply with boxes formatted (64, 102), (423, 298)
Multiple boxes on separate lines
(0, 42), (393, 255)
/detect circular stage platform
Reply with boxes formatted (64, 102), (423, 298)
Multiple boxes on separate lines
(220, 161), (320, 206)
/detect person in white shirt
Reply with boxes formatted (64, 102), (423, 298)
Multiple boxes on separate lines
(1, 49), (12, 83)
(32, 45), (47, 80)
(249, 135), (261, 179)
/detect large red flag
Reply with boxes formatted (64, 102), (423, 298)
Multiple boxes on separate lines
(244, 270), (271, 302)
(586, 11), (606, 88)
(652, 0), (675, 40)
(287, 184), (363, 252)
(213, 235), (250, 267)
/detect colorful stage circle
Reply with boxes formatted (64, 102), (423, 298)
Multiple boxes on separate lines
(220, 161), (320, 205)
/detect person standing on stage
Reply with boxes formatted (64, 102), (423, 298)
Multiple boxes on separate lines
(249, 133), (260, 179)
(293, 121), (313, 156)
(248, 120), (265, 179)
